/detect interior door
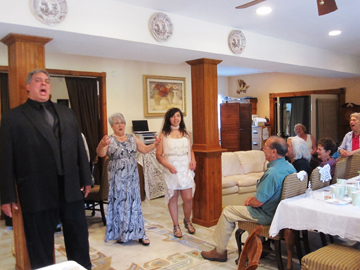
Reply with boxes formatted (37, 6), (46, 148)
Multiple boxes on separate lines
(316, 98), (339, 144)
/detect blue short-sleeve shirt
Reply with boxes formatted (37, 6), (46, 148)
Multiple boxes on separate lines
(247, 157), (296, 225)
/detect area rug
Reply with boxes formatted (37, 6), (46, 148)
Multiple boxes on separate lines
(55, 234), (115, 270)
(124, 220), (238, 270)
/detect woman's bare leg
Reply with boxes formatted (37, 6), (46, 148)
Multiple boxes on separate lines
(180, 188), (193, 221)
(168, 190), (179, 225)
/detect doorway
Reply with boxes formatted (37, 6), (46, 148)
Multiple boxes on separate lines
(279, 96), (311, 139)
(269, 88), (345, 145)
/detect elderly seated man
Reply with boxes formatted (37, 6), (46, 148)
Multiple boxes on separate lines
(201, 136), (296, 262)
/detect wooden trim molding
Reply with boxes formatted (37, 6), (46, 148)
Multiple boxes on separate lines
(44, 69), (108, 137)
(0, 66), (108, 137)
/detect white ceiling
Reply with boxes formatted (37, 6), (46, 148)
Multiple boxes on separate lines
(115, 0), (360, 55)
(1, 0), (359, 77)
(113, 0), (360, 76)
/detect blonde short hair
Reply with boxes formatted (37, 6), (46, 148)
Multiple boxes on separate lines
(294, 123), (306, 133)
(350, 113), (360, 121)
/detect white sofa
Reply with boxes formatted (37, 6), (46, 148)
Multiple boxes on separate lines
(222, 150), (267, 206)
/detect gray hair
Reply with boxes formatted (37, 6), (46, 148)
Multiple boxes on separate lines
(108, 113), (126, 126)
(26, 69), (49, 84)
(294, 123), (306, 133)
(288, 136), (311, 162)
(350, 112), (360, 121)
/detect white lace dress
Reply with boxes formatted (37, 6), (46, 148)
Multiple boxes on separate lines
(162, 136), (195, 204)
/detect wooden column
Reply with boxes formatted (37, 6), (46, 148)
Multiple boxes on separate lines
(186, 58), (223, 227)
(1, 33), (52, 270)
(1, 33), (52, 108)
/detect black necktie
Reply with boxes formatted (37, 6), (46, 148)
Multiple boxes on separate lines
(41, 104), (54, 127)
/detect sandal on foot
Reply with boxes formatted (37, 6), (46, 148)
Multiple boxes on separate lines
(184, 219), (196, 234)
(173, 224), (183, 238)
(139, 235), (150, 246)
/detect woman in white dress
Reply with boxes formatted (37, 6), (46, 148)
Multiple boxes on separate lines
(294, 123), (317, 155)
(156, 108), (196, 238)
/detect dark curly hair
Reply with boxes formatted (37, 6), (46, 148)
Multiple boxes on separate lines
(161, 108), (189, 137)
(317, 137), (337, 156)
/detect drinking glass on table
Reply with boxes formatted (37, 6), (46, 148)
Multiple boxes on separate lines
(337, 178), (347, 185)
(347, 184), (357, 196)
(331, 185), (342, 200)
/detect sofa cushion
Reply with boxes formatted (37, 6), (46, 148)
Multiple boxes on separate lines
(222, 171), (263, 189)
(234, 150), (265, 175)
(222, 152), (245, 177)
(222, 176), (239, 188)
(238, 185), (256, 194)
(237, 172), (263, 187)
(222, 186), (239, 195)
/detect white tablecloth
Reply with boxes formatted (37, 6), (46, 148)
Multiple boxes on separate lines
(37, 261), (86, 270)
(269, 186), (360, 241)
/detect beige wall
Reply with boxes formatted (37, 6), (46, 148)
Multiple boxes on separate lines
(2, 44), (359, 136)
(45, 53), (193, 135)
(227, 73), (360, 119)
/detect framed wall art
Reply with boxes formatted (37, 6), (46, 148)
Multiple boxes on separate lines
(143, 75), (186, 117)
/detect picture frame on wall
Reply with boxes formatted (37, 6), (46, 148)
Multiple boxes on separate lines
(143, 75), (186, 117)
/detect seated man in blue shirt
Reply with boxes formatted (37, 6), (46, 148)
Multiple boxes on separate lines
(201, 136), (296, 262)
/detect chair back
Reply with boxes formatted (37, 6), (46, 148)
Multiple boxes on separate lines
(334, 154), (360, 182)
(310, 167), (330, 190)
(333, 157), (347, 184)
(99, 157), (109, 200)
(238, 225), (263, 270)
(281, 172), (308, 200)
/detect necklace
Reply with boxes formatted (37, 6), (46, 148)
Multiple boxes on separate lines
(114, 134), (127, 139)
(171, 125), (179, 130)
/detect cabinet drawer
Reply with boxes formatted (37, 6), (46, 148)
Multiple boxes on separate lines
(252, 139), (261, 150)
(252, 127), (261, 139)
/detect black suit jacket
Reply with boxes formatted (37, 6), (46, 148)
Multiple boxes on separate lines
(0, 99), (92, 213)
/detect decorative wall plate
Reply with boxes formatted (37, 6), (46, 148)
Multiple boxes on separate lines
(149, 12), (173, 42)
(32, 0), (68, 25)
(229, 30), (246, 54)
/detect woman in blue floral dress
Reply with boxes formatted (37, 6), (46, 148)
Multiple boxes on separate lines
(96, 113), (160, 245)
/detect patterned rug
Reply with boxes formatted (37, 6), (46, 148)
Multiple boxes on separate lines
(55, 234), (115, 270)
(124, 220), (238, 270)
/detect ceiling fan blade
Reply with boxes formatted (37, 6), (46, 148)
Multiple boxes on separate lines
(236, 0), (266, 9)
(317, 0), (338, 16)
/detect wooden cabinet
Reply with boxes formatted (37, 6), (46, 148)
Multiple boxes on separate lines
(247, 97), (258, 115)
(220, 103), (252, 152)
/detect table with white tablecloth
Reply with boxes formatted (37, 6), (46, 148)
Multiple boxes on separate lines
(269, 186), (360, 241)
(136, 149), (165, 202)
(37, 261), (86, 270)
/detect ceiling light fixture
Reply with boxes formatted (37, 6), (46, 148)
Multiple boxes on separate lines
(329, 30), (341, 36)
(319, 0), (324, 5)
(256, 7), (272, 15)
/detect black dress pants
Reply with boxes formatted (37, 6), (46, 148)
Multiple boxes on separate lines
(22, 177), (91, 270)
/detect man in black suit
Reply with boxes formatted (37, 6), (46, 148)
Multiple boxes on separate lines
(0, 69), (92, 269)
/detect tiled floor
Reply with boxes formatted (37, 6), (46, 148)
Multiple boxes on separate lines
(0, 196), (332, 270)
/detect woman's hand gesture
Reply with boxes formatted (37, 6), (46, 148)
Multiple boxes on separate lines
(100, 135), (111, 147)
